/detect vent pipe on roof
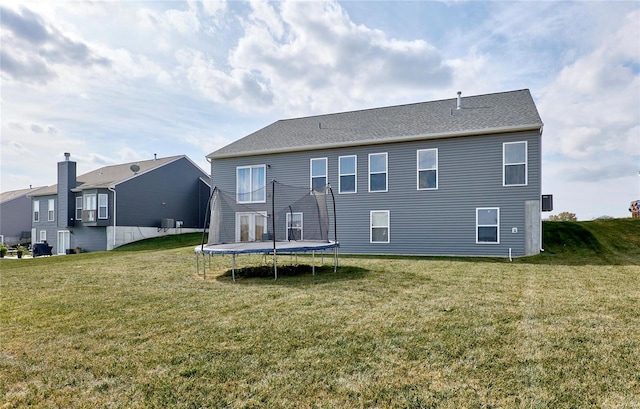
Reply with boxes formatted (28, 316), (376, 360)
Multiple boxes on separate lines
(64, 152), (71, 161)
(154, 153), (157, 160)
(456, 91), (462, 110)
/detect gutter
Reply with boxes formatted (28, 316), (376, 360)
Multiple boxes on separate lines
(108, 186), (117, 249)
(208, 124), (544, 159)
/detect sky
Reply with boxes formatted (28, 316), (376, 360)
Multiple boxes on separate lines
(1, 1), (638, 220)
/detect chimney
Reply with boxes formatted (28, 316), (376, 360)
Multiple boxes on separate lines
(57, 152), (77, 228)
(456, 91), (462, 110)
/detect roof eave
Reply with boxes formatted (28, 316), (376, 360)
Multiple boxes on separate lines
(208, 123), (544, 159)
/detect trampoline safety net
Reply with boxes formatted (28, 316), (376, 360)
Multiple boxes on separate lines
(205, 181), (335, 246)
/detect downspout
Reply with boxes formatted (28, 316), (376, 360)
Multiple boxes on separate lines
(108, 186), (117, 249)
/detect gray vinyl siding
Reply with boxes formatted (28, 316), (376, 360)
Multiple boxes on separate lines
(69, 227), (108, 253)
(116, 157), (209, 228)
(211, 130), (541, 257)
(0, 196), (32, 246)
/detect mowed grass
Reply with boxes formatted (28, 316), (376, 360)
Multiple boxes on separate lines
(1, 220), (639, 408)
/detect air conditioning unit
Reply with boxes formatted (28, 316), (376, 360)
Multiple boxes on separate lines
(542, 195), (553, 212)
(161, 218), (175, 229)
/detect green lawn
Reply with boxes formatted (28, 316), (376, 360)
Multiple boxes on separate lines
(1, 220), (639, 408)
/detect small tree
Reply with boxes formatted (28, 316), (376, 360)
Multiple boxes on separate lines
(547, 212), (577, 222)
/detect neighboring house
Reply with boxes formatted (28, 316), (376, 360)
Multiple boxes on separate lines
(28, 154), (210, 255)
(207, 89), (544, 257)
(0, 186), (46, 246)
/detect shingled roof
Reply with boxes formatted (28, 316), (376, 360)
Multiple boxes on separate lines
(0, 186), (47, 204)
(29, 155), (185, 197)
(209, 89), (543, 159)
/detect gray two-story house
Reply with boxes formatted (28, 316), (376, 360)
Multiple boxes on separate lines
(207, 89), (543, 257)
(29, 154), (210, 254)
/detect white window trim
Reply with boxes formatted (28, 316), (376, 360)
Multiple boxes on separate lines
(370, 210), (390, 244)
(310, 157), (328, 191)
(417, 148), (438, 190)
(338, 155), (357, 194)
(39, 230), (47, 243)
(368, 152), (388, 193)
(236, 165), (267, 204)
(48, 199), (55, 221)
(476, 207), (500, 244)
(285, 212), (303, 241)
(235, 211), (268, 242)
(83, 194), (97, 222)
(33, 200), (40, 222)
(98, 193), (108, 219)
(75, 196), (83, 221)
(503, 141), (528, 186)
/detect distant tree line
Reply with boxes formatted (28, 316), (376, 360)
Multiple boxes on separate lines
(546, 212), (577, 222)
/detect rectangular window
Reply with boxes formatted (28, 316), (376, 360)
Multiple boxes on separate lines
(48, 199), (55, 221)
(83, 194), (97, 222)
(98, 194), (108, 219)
(369, 153), (388, 192)
(75, 197), (83, 220)
(33, 200), (40, 222)
(39, 230), (47, 242)
(504, 141), (527, 186)
(237, 165), (266, 203)
(417, 149), (438, 190)
(338, 155), (357, 194)
(370, 210), (390, 243)
(286, 212), (303, 241)
(477, 208), (499, 244)
(310, 158), (328, 191)
(235, 212), (267, 242)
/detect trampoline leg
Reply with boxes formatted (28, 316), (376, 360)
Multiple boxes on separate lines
(312, 250), (315, 275)
(273, 251), (278, 280)
(333, 247), (338, 273)
(232, 254), (236, 283)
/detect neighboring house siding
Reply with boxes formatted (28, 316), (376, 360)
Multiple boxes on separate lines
(115, 157), (208, 228)
(211, 130), (541, 257)
(31, 194), (60, 251)
(70, 226), (108, 253)
(0, 196), (32, 246)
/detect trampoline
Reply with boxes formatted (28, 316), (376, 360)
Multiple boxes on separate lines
(195, 181), (339, 281)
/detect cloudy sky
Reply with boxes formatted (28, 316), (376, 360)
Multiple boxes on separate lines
(1, 1), (638, 220)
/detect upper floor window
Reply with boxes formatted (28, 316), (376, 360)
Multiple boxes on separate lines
(310, 158), (328, 191)
(504, 141), (527, 186)
(33, 200), (40, 222)
(237, 165), (266, 203)
(76, 197), (83, 221)
(369, 153), (388, 192)
(417, 149), (438, 190)
(83, 194), (97, 222)
(98, 194), (108, 219)
(48, 199), (55, 221)
(477, 208), (499, 244)
(338, 155), (357, 194)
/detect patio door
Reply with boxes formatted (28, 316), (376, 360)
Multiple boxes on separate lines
(235, 212), (267, 242)
(57, 230), (70, 255)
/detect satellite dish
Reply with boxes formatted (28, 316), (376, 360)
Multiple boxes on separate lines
(130, 164), (140, 173)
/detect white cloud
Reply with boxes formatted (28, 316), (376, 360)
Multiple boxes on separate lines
(177, 0), (452, 114)
(538, 8), (640, 186)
